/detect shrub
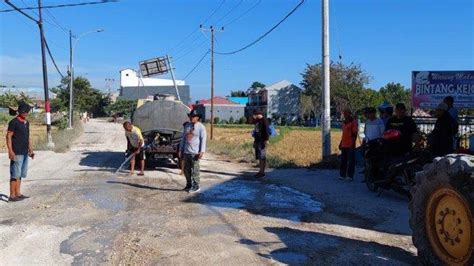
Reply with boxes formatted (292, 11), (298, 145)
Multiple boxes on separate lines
(52, 116), (68, 130)
(214, 117), (220, 124)
(238, 117), (247, 124)
(228, 116), (234, 124)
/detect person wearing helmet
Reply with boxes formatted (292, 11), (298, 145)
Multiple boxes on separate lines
(6, 102), (35, 202)
(385, 103), (418, 156)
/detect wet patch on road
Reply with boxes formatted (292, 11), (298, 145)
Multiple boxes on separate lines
(188, 179), (324, 222)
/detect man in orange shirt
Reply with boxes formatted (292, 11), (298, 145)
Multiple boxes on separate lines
(339, 109), (358, 181)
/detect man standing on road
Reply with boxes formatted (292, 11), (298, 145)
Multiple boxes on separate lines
(123, 121), (145, 176)
(179, 110), (206, 193)
(339, 109), (358, 181)
(6, 102), (35, 202)
(252, 110), (269, 179)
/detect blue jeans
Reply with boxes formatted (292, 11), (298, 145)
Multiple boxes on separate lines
(10, 154), (29, 179)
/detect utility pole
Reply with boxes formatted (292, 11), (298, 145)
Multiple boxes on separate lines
(166, 55), (181, 102)
(38, 0), (54, 148)
(200, 25), (224, 140)
(4, 0), (54, 147)
(68, 30), (74, 129)
(322, 0), (331, 160)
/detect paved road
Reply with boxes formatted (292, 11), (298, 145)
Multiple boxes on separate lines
(0, 119), (417, 265)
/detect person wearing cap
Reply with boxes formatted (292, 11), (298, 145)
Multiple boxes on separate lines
(252, 110), (269, 179)
(385, 103), (418, 156)
(179, 110), (207, 193)
(430, 102), (456, 157)
(6, 101), (35, 202)
(123, 121), (145, 176)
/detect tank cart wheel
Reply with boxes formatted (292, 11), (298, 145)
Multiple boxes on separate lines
(409, 155), (474, 265)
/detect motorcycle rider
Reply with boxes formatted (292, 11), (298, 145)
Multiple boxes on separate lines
(430, 103), (456, 157)
(385, 103), (419, 156)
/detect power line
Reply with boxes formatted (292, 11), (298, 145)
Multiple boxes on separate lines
(215, 0), (305, 55)
(45, 9), (69, 34)
(0, 0), (118, 13)
(18, 0), (69, 35)
(167, 0), (226, 54)
(44, 38), (66, 79)
(213, 0), (243, 25)
(179, 50), (210, 83)
(202, 0), (226, 24)
(223, 0), (262, 28)
(174, 39), (208, 63)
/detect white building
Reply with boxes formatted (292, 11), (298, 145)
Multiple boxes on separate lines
(247, 80), (302, 123)
(119, 69), (190, 104)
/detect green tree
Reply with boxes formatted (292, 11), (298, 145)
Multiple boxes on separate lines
(52, 76), (110, 116)
(379, 82), (411, 109)
(229, 90), (248, 97)
(250, 81), (266, 90)
(105, 99), (136, 117)
(0, 92), (20, 108)
(300, 62), (371, 115)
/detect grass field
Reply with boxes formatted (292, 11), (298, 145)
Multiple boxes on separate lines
(0, 116), (83, 153)
(207, 124), (342, 168)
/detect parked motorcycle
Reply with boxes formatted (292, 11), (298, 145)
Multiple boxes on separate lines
(364, 130), (432, 198)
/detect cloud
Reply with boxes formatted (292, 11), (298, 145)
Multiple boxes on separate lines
(0, 54), (122, 90)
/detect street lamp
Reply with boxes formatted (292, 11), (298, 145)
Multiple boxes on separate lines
(68, 29), (104, 129)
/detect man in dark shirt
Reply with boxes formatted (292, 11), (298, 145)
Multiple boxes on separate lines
(252, 110), (269, 179)
(385, 103), (418, 156)
(6, 102), (35, 202)
(430, 103), (455, 157)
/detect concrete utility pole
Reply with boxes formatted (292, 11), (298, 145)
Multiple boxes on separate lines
(165, 55), (181, 102)
(68, 29), (104, 129)
(68, 30), (73, 129)
(322, 0), (331, 159)
(38, 0), (54, 148)
(201, 25), (224, 140)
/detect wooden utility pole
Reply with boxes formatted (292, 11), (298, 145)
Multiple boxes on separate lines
(201, 25), (223, 140)
(38, 0), (54, 147)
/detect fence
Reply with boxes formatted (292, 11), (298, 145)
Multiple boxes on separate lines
(413, 116), (474, 149)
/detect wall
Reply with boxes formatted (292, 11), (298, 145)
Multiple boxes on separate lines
(120, 69), (185, 87)
(196, 104), (245, 122)
(119, 86), (191, 104)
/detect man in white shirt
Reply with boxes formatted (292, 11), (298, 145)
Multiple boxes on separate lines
(364, 107), (385, 143)
(361, 107), (385, 179)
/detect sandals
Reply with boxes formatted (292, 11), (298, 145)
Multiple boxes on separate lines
(8, 197), (23, 202)
(137, 173), (145, 176)
(18, 194), (30, 199)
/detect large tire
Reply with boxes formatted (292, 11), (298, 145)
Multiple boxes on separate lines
(409, 154), (474, 265)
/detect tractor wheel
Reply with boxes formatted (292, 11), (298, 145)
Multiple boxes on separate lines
(409, 154), (474, 265)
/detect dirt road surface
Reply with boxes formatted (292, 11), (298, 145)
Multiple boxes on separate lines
(0, 119), (417, 265)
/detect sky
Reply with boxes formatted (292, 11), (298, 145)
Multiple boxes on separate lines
(0, 0), (473, 102)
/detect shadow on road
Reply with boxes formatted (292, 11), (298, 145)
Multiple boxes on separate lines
(79, 151), (124, 170)
(250, 227), (417, 265)
(107, 180), (182, 192)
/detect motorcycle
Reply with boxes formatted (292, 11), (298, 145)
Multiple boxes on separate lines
(364, 130), (432, 198)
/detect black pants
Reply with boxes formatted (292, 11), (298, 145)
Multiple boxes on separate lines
(340, 147), (355, 178)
